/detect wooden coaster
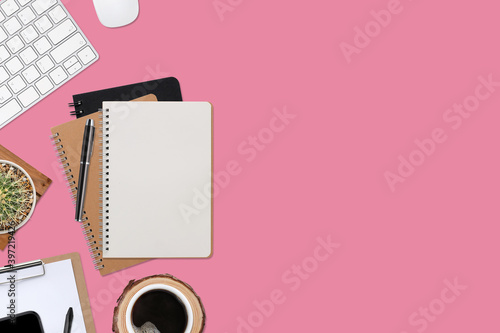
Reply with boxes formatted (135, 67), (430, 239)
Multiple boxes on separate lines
(113, 274), (205, 333)
(0, 145), (52, 250)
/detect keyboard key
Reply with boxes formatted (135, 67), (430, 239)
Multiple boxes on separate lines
(6, 36), (24, 54)
(20, 26), (39, 43)
(18, 0), (32, 6)
(0, 28), (7, 43)
(63, 56), (78, 69)
(0, 68), (8, 84)
(0, 11), (5, 23)
(36, 55), (54, 73)
(4, 17), (22, 35)
(35, 76), (53, 94)
(51, 33), (86, 63)
(32, 0), (57, 15)
(49, 5), (67, 24)
(0, 99), (21, 125)
(21, 65), (40, 83)
(19, 47), (37, 65)
(34, 15), (53, 34)
(18, 87), (40, 107)
(1, 0), (20, 17)
(18, 7), (36, 24)
(0, 46), (10, 62)
(0, 86), (13, 103)
(77, 46), (97, 65)
(5, 57), (23, 75)
(48, 19), (76, 44)
(34, 37), (51, 54)
(8, 75), (26, 93)
(67, 61), (82, 75)
(49, 66), (67, 84)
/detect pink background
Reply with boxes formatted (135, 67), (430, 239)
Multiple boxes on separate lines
(1, 0), (499, 332)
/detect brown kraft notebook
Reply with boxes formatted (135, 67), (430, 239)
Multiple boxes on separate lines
(49, 94), (156, 275)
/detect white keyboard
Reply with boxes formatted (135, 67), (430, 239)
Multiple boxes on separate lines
(0, 0), (98, 128)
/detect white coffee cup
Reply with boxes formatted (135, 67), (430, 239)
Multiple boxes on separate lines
(125, 283), (194, 333)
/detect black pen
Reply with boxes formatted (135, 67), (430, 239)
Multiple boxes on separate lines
(63, 307), (73, 333)
(75, 119), (95, 222)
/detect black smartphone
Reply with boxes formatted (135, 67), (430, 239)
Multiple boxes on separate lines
(0, 311), (44, 332)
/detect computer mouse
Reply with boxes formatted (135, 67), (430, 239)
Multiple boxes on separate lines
(93, 0), (139, 28)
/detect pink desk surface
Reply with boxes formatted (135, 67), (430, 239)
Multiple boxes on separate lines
(1, 0), (499, 332)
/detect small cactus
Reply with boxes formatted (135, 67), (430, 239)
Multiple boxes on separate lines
(0, 162), (35, 231)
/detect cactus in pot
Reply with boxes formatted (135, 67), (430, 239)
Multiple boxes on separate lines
(0, 162), (35, 231)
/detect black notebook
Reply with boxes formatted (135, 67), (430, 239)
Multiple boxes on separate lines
(69, 77), (182, 117)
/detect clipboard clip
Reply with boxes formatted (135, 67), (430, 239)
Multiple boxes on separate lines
(0, 260), (45, 285)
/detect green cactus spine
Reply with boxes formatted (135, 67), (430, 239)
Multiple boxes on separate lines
(0, 163), (34, 230)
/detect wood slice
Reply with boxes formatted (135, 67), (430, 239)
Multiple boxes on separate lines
(113, 274), (205, 333)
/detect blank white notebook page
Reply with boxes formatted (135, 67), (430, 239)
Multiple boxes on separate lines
(102, 101), (212, 258)
(0, 260), (86, 332)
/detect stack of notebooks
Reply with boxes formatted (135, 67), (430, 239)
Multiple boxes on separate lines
(50, 79), (213, 275)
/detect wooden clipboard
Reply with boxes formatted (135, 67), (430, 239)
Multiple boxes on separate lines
(42, 252), (96, 333)
(0, 252), (95, 332)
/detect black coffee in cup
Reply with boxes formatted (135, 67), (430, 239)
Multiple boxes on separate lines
(132, 290), (188, 333)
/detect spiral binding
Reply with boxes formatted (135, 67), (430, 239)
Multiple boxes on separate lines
(95, 113), (105, 269)
(69, 101), (83, 116)
(50, 132), (78, 206)
(69, 101), (82, 107)
(101, 109), (110, 253)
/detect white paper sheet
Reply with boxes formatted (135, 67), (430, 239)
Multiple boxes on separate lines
(0, 259), (86, 332)
(102, 101), (213, 258)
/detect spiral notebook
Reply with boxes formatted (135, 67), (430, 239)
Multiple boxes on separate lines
(49, 95), (156, 275)
(69, 77), (182, 118)
(102, 101), (213, 258)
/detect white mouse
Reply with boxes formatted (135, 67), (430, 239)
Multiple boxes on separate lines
(93, 0), (139, 28)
